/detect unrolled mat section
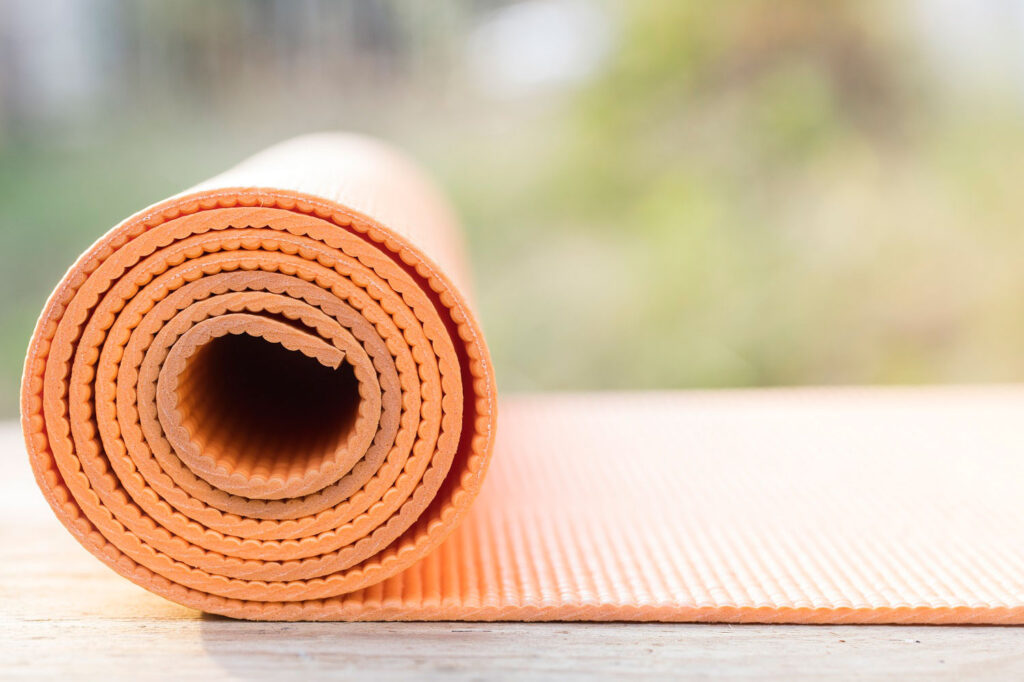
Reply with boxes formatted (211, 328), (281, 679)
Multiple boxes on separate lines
(21, 134), (497, 619)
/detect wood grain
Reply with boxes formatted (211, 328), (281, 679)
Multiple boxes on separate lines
(3, 417), (1024, 680)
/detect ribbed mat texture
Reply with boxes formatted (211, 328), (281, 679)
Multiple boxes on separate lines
(21, 135), (1024, 623)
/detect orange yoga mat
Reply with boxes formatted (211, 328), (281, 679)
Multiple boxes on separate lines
(21, 134), (1024, 623)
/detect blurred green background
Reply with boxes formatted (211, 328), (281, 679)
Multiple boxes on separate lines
(3, 0), (1024, 416)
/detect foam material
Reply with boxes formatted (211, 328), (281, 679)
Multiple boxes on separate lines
(22, 135), (1024, 623)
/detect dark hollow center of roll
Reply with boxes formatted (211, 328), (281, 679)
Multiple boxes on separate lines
(175, 332), (362, 486)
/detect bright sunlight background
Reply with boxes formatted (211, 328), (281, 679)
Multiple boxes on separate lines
(3, 1), (1024, 416)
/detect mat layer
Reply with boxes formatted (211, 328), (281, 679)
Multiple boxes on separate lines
(404, 390), (1024, 624)
(21, 135), (1024, 624)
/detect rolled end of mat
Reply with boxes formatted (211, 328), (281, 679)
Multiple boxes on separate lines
(20, 134), (497, 619)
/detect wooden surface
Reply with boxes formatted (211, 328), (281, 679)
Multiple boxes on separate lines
(3, 418), (1024, 681)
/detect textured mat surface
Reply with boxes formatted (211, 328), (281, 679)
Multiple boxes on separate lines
(21, 136), (1024, 623)
(436, 390), (1024, 624)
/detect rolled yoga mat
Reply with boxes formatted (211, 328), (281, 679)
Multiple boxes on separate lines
(22, 135), (1024, 623)
(22, 134), (496, 620)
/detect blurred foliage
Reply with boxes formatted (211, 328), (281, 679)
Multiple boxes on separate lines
(460, 0), (1024, 391)
(4, 0), (1024, 417)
